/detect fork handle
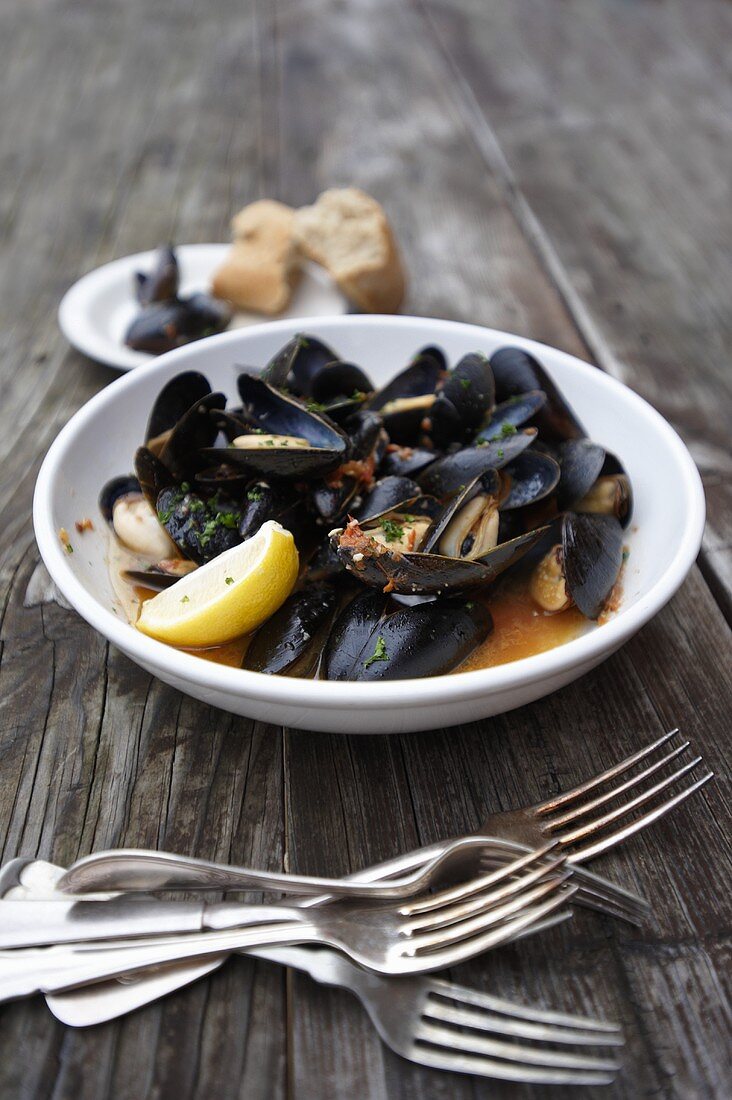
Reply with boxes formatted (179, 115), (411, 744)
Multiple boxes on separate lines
(1, 922), (319, 1003)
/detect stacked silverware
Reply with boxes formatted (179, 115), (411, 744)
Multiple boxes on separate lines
(0, 730), (711, 1088)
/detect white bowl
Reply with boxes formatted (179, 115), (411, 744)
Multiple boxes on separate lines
(34, 316), (704, 734)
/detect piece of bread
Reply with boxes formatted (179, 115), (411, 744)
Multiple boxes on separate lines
(293, 188), (405, 313)
(211, 200), (301, 315)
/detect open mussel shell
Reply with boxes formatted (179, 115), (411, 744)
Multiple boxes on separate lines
(333, 512), (547, 595)
(262, 333), (339, 393)
(245, 583), (339, 676)
(474, 390), (547, 444)
(135, 446), (177, 511)
(418, 429), (537, 498)
(99, 476), (141, 523)
(202, 374), (347, 478)
(145, 371), (212, 450)
(429, 352), (496, 448)
(135, 246), (179, 306)
(490, 346), (586, 443)
(323, 589), (492, 681)
(563, 513), (624, 619)
(531, 512), (624, 620)
(499, 450), (561, 511)
(422, 470), (502, 555)
(556, 440), (633, 526)
(366, 346), (445, 445)
(159, 391), (227, 481)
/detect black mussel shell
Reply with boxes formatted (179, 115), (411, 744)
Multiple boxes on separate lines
(378, 445), (437, 480)
(353, 476), (422, 521)
(310, 361), (373, 405)
(155, 486), (243, 564)
(124, 295), (230, 355)
(159, 391), (227, 481)
(418, 429), (537, 498)
(135, 247), (179, 306)
(499, 451), (561, 511)
(122, 562), (196, 592)
(323, 590), (492, 681)
(99, 476), (141, 523)
(262, 333), (339, 393)
(306, 539), (350, 582)
(562, 512), (624, 620)
(490, 346), (585, 443)
(237, 482), (289, 539)
(423, 470), (502, 554)
(195, 463), (251, 494)
(202, 374), (348, 478)
(429, 353), (495, 448)
(474, 390), (547, 444)
(135, 446), (177, 511)
(245, 584), (339, 676)
(366, 348), (445, 445)
(145, 372), (212, 449)
(333, 520), (546, 595)
(577, 452), (633, 528)
(310, 478), (360, 525)
(344, 409), (383, 462)
(556, 439), (606, 511)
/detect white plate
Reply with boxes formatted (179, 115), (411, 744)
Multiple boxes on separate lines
(58, 244), (348, 372)
(34, 315), (705, 734)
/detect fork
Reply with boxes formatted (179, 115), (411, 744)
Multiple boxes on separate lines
(51, 944), (622, 1087)
(0, 847), (575, 1000)
(42, 729), (705, 1023)
(54, 840), (647, 924)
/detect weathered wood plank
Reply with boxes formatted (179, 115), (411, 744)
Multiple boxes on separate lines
(419, 0), (732, 611)
(0, 0), (729, 1098)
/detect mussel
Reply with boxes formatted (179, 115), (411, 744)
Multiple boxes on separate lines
(323, 590), (492, 680)
(332, 472), (547, 595)
(428, 352), (495, 447)
(366, 346), (446, 445)
(530, 513), (624, 620)
(99, 475), (176, 560)
(556, 440), (632, 526)
(490, 346), (585, 443)
(245, 584), (339, 675)
(202, 375), (348, 478)
(125, 294), (231, 355)
(135, 246), (179, 306)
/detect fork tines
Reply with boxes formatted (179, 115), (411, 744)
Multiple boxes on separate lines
(534, 729), (713, 862)
(409, 979), (622, 1085)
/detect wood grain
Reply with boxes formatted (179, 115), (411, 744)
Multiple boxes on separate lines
(0, 0), (729, 1098)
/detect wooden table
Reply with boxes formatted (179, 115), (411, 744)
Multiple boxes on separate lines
(1, 1), (730, 1096)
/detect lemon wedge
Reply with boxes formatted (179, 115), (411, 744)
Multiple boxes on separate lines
(136, 520), (299, 647)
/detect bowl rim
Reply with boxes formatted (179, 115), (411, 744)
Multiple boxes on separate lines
(34, 314), (705, 710)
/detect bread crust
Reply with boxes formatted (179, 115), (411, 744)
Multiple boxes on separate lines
(294, 188), (405, 313)
(212, 200), (301, 315)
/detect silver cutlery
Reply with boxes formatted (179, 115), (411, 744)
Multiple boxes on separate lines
(54, 841), (647, 922)
(38, 728), (707, 1025)
(0, 847), (575, 1001)
(0, 836), (645, 951)
(53, 944), (623, 1086)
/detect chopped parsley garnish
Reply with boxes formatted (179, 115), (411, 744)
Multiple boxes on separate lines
(351, 390), (366, 401)
(225, 576), (234, 585)
(306, 399), (328, 413)
(622, 549), (630, 562)
(247, 487), (264, 502)
(157, 506), (174, 523)
(489, 422), (518, 442)
(65, 542), (74, 555)
(180, 595), (190, 603)
(459, 377), (472, 390)
(465, 601), (475, 610)
(181, 482), (190, 492)
(379, 518), (405, 542)
(496, 449), (504, 459)
(364, 635), (389, 668)
(216, 512), (239, 529)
